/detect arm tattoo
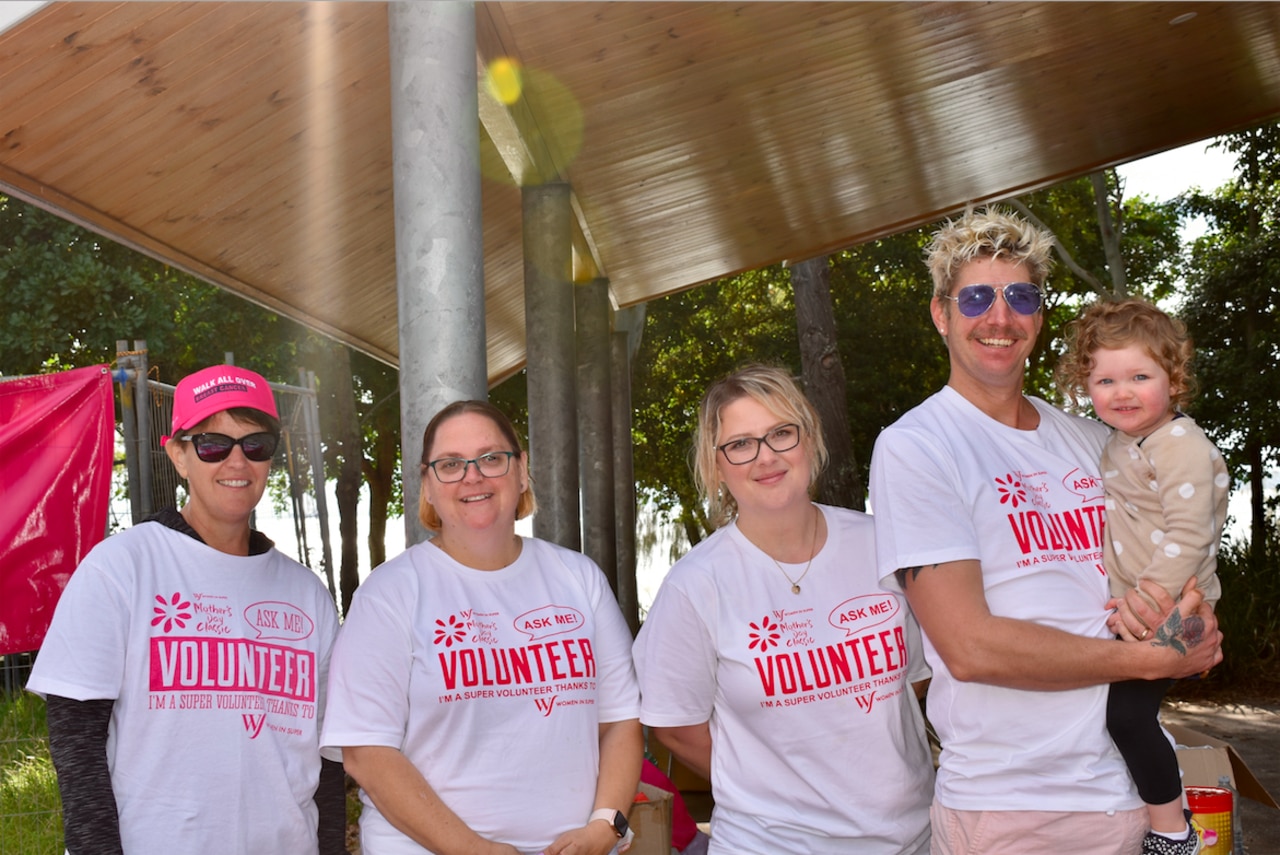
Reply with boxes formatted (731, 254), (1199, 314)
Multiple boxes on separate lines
(895, 564), (937, 590)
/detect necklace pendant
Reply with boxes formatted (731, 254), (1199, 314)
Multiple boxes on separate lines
(791, 583), (801, 595)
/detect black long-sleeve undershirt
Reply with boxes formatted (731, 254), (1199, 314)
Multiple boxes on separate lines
(45, 695), (123, 855)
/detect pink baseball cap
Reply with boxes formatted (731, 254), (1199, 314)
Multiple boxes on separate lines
(164, 365), (279, 443)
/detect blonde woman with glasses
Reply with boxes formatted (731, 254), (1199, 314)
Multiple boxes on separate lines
(634, 365), (934, 855)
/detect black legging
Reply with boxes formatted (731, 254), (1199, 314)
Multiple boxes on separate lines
(1107, 677), (1181, 805)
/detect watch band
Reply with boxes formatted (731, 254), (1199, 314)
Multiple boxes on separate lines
(588, 808), (634, 851)
(588, 808), (626, 837)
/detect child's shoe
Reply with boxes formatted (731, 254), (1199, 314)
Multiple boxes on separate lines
(1140, 829), (1202, 855)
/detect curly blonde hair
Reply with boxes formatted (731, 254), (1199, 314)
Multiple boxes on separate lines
(692, 365), (827, 530)
(926, 206), (1056, 298)
(1056, 298), (1197, 410)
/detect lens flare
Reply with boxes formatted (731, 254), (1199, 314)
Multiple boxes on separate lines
(486, 57), (523, 106)
(479, 65), (586, 186)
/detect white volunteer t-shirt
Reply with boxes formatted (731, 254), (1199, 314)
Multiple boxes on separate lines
(28, 521), (340, 854)
(634, 505), (933, 855)
(321, 537), (640, 855)
(870, 387), (1140, 812)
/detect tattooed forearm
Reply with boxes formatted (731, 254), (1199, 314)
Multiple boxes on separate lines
(895, 564), (936, 590)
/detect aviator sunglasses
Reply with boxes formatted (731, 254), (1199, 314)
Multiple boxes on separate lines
(943, 282), (1043, 318)
(180, 431), (280, 463)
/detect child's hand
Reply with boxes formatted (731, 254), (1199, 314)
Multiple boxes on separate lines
(1108, 578), (1222, 675)
(1108, 579), (1182, 641)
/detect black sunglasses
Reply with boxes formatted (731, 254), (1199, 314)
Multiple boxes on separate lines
(943, 282), (1043, 318)
(180, 432), (279, 463)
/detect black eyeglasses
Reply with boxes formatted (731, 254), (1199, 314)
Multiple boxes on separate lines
(427, 451), (517, 483)
(717, 424), (801, 465)
(943, 282), (1043, 318)
(181, 432), (279, 463)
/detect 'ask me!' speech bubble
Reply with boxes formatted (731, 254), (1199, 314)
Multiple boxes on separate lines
(828, 594), (900, 636)
(513, 604), (584, 640)
(244, 601), (314, 641)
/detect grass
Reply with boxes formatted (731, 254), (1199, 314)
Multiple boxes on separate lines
(0, 691), (63, 855)
(346, 775), (363, 852)
(0, 687), (366, 854)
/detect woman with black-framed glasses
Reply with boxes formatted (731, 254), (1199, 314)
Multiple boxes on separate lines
(29, 364), (344, 855)
(323, 400), (642, 855)
(633, 365), (934, 855)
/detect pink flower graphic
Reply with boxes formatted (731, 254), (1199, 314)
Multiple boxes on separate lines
(151, 592), (192, 633)
(748, 615), (780, 651)
(433, 614), (467, 647)
(995, 473), (1027, 507)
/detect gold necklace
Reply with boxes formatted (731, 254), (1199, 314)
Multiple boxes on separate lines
(768, 507), (818, 595)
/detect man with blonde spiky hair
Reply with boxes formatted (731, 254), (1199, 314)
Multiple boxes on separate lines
(869, 207), (1221, 855)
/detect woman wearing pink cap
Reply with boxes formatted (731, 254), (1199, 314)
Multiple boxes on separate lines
(29, 364), (344, 854)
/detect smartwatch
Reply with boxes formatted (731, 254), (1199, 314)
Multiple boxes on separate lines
(588, 808), (629, 839)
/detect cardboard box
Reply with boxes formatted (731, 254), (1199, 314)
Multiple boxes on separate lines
(627, 781), (674, 855)
(1167, 723), (1280, 810)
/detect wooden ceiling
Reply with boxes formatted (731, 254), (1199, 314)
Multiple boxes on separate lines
(3, 3), (1280, 383)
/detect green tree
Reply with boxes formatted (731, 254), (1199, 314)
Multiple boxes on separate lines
(1008, 173), (1184, 400)
(1, 199), (175, 373)
(1015, 171), (1184, 304)
(353, 351), (403, 574)
(630, 176), (1187, 556)
(1179, 121), (1280, 569)
(0, 196), (304, 381)
(0, 194), (398, 607)
(827, 227), (949, 488)
(632, 268), (796, 547)
(630, 227), (947, 546)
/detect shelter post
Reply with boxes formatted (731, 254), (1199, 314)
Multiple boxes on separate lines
(523, 182), (581, 550)
(576, 277), (617, 589)
(612, 306), (645, 634)
(387, 1), (488, 547)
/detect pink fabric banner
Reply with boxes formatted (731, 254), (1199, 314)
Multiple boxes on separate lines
(0, 365), (114, 655)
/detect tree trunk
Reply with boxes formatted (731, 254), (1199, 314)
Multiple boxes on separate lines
(1090, 170), (1127, 295)
(680, 509), (703, 549)
(318, 342), (363, 616)
(363, 413), (400, 578)
(1247, 438), (1266, 573)
(791, 256), (862, 510)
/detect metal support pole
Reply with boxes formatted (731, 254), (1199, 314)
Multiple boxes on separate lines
(116, 340), (142, 526)
(612, 306), (645, 633)
(523, 182), (580, 550)
(388, 2), (488, 546)
(576, 278), (617, 588)
(132, 340), (153, 520)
